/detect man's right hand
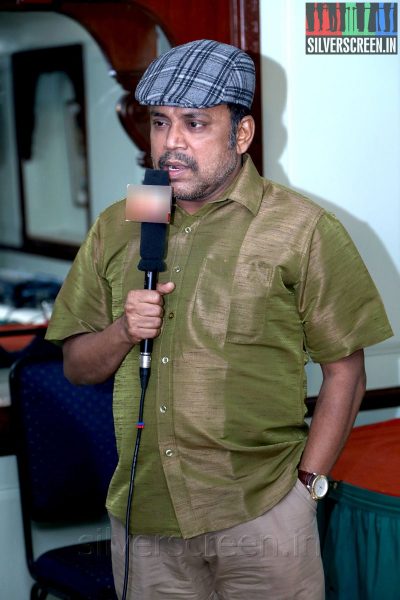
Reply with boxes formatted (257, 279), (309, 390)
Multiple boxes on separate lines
(63, 281), (175, 385)
(122, 281), (175, 345)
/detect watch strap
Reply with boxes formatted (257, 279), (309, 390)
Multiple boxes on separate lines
(298, 469), (315, 489)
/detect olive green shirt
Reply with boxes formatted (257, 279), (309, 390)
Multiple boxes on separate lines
(46, 156), (393, 538)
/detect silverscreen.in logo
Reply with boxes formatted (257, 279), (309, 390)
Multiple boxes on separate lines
(306, 2), (398, 54)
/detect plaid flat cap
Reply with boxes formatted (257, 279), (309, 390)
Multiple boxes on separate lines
(135, 39), (255, 109)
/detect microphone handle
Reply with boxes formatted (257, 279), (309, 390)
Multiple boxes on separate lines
(139, 270), (158, 368)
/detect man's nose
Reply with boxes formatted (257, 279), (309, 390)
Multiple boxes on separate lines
(165, 122), (187, 150)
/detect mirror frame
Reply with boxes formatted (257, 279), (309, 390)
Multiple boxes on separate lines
(11, 42), (90, 260)
(0, 0), (262, 259)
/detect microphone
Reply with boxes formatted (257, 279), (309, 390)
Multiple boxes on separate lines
(120, 170), (171, 600)
(126, 169), (171, 389)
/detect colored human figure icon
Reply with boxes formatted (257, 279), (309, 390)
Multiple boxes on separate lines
(384, 2), (398, 33)
(316, 3), (324, 31)
(339, 3), (347, 31)
(356, 2), (365, 32)
(328, 3), (338, 32)
(368, 3), (379, 32)
(306, 2), (316, 32)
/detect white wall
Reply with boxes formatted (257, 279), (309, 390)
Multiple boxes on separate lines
(260, 0), (400, 396)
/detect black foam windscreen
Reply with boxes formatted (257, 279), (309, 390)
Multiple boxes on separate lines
(143, 169), (169, 187)
(137, 169), (169, 272)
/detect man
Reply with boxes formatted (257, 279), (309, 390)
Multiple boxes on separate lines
(46, 39), (393, 599)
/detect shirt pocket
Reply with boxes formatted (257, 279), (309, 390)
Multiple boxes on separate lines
(193, 257), (296, 347)
(192, 255), (234, 345)
(226, 260), (275, 344)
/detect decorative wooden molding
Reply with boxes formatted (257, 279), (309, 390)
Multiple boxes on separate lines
(60, 2), (159, 167)
(230, 0), (262, 173)
(61, 0), (262, 170)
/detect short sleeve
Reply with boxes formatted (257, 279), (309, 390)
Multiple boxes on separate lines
(46, 216), (113, 343)
(298, 212), (393, 363)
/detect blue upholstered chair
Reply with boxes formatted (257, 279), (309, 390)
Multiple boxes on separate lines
(10, 341), (118, 599)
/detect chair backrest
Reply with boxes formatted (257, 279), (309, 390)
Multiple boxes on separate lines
(10, 345), (118, 525)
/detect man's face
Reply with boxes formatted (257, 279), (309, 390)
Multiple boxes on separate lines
(150, 105), (241, 211)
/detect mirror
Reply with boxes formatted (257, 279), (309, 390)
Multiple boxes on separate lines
(12, 43), (89, 249)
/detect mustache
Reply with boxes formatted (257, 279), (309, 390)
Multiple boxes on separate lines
(158, 152), (199, 172)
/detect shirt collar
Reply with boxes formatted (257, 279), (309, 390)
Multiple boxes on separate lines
(174, 154), (266, 219)
(212, 153), (265, 216)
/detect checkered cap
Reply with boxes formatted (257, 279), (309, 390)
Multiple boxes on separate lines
(135, 39), (255, 109)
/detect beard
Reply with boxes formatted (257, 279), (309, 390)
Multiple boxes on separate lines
(156, 149), (240, 202)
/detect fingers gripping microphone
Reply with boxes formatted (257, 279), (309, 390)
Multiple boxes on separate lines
(135, 169), (170, 389)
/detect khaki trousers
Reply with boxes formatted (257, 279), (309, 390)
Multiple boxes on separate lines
(110, 479), (325, 599)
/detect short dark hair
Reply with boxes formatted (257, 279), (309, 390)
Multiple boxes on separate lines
(228, 103), (251, 148)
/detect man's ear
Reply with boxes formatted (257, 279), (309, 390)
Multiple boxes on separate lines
(236, 115), (255, 154)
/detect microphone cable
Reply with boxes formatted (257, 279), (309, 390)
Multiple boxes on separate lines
(121, 271), (155, 600)
(121, 380), (148, 600)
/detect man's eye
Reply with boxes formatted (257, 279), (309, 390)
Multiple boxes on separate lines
(189, 121), (203, 128)
(152, 120), (166, 127)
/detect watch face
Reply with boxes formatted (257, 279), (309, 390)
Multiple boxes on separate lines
(312, 475), (329, 499)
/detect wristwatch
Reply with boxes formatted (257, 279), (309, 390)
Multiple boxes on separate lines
(298, 469), (329, 500)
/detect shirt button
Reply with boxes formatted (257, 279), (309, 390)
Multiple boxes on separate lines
(161, 356), (169, 364)
(160, 405), (167, 413)
(168, 312), (175, 319)
(165, 449), (173, 457)
(184, 226), (192, 234)
(174, 266), (181, 273)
